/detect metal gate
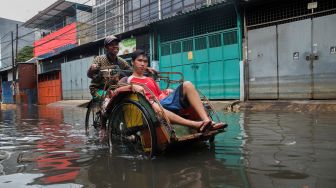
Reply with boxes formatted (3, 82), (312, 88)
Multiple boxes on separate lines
(1, 81), (14, 104)
(312, 14), (336, 98)
(38, 71), (62, 105)
(156, 5), (241, 99)
(278, 19), (312, 99)
(159, 30), (240, 99)
(248, 14), (336, 99)
(61, 57), (93, 100)
(247, 26), (278, 99)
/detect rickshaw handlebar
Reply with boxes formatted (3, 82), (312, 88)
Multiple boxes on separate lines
(100, 67), (184, 84)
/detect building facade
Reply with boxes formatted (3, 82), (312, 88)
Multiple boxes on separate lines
(23, 0), (93, 104)
(93, 0), (240, 99)
(22, 0), (336, 104)
(244, 0), (336, 99)
(0, 18), (35, 104)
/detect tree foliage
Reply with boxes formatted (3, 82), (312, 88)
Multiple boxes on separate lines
(17, 46), (34, 62)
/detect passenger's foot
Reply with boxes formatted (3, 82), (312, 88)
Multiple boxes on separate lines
(210, 122), (228, 131)
(198, 121), (212, 133)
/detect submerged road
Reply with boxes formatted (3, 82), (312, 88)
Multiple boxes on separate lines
(0, 104), (335, 188)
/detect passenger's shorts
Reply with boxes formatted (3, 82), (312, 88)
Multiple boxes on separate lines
(159, 84), (189, 113)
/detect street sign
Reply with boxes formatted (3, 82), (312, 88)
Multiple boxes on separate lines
(307, 2), (318, 10)
(293, 52), (299, 60)
(331, 46), (336, 54)
(188, 51), (193, 60)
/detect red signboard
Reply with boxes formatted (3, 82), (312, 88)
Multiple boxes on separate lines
(34, 23), (77, 58)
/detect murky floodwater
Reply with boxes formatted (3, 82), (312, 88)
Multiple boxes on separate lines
(0, 105), (336, 188)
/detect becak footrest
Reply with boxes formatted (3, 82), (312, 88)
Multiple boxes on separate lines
(174, 130), (219, 143)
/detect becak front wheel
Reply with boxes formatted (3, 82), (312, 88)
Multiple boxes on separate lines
(85, 100), (103, 136)
(107, 94), (158, 158)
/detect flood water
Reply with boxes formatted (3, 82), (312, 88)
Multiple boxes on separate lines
(0, 105), (336, 188)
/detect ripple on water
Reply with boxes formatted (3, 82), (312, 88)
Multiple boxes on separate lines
(16, 137), (42, 142)
(268, 170), (309, 179)
(0, 173), (83, 187)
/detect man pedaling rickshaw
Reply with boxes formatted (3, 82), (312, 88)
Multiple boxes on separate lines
(87, 35), (155, 132)
(87, 35), (130, 100)
(124, 49), (226, 132)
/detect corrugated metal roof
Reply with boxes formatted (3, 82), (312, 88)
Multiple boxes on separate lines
(23, 0), (91, 29)
(23, 57), (38, 64)
(0, 65), (13, 72)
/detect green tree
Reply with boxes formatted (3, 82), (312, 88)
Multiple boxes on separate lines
(17, 46), (34, 62)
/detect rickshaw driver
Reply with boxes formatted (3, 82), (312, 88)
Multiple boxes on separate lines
(87, 35), (131, 100)
(87, 35), (157, 100)
(87, 36), (157, 135)
(127, 50), (226, 132)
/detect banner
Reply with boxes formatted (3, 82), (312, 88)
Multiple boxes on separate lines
(118, 38), (136, 55)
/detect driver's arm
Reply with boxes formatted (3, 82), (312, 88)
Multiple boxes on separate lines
(118, 57), (132, 70)
(87, 57), (101, 78)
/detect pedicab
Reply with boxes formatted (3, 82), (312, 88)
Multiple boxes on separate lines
(85, 66), (227, 158)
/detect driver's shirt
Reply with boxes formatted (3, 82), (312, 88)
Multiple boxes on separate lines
(89, 54), (131, 96)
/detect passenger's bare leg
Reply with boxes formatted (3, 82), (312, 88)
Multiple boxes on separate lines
(151, 102), (203, 129)
(182, 81), (210, 122)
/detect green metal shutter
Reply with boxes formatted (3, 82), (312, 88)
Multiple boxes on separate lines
(157, 8), (241, 99)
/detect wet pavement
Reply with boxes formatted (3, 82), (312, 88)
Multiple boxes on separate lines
(0, 104), (336, 188)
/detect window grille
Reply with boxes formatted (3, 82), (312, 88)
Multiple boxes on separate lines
(223, 31), (237, 45)
(195, 37), (206, 50)
(209, 34), (222, 48)
(160, 7), (237, 42)
(161, 44), (171, 56)
(183, 40), (193, 52)
(246, 0), (336, 29)
(171, 42), (181, 54)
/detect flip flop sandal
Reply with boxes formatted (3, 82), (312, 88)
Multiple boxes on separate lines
(198, 121), (212, 133)
(211, 122), (228, 131)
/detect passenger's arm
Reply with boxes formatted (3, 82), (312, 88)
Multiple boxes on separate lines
(110, 84), (145, 98)
(131, 84), (145, 95)
(164, 88), (174, 95)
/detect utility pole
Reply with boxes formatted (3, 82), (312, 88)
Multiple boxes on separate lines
(11, 32), (14, 79)
(0, 35), (2, 68)
(15, 24), (18, 81)
(14, 24), (19, 103)
(11, 31), (15, 103)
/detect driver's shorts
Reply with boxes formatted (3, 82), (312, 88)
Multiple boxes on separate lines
(90, 88), (106, 100)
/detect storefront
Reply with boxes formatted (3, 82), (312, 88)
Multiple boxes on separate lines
(152, 3), (242, 99)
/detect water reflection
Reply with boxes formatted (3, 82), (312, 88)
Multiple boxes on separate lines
(84, 143), (246, 188)
(243, 111), (336, 188)
(34, 107), (83, 184)
(0, 106), (83, 186)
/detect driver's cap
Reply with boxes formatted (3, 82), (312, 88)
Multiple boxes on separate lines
(104, 35), (121, 46)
